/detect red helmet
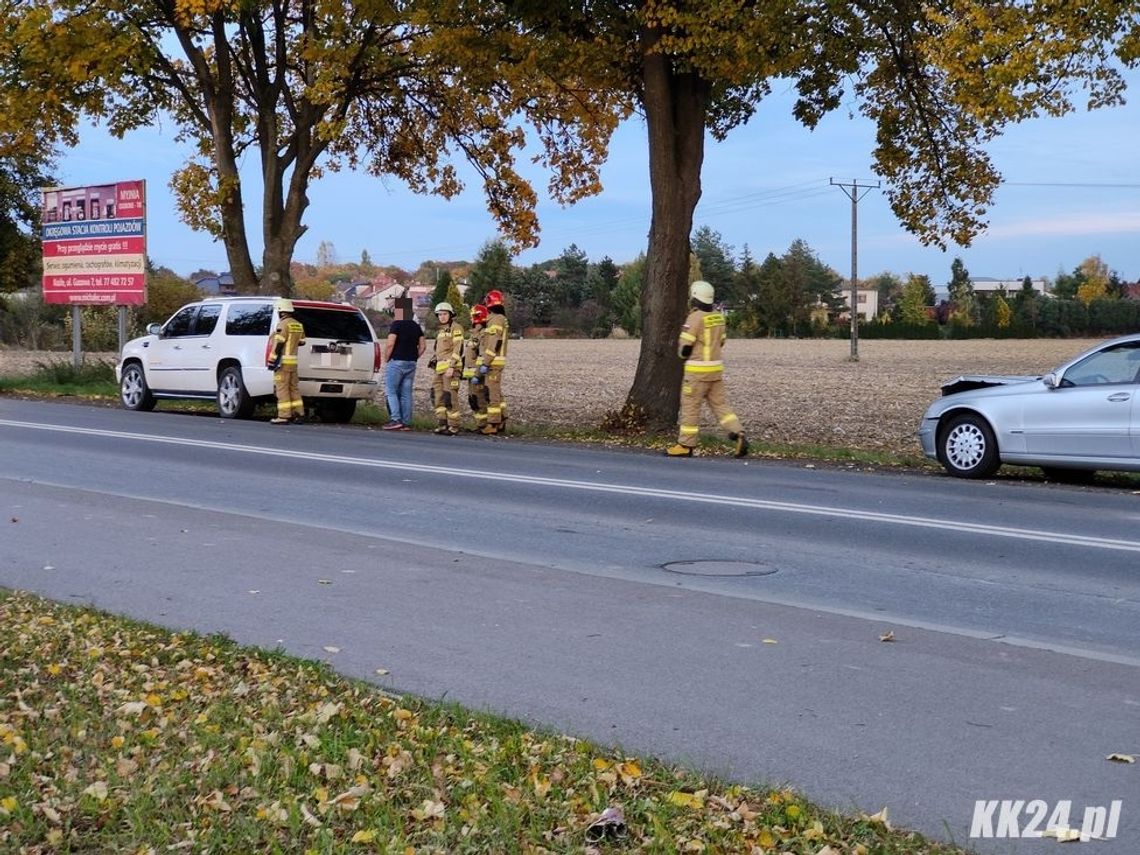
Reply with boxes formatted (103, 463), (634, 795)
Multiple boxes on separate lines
(470, 304), (489, 324)
(484, 289), (504, 307)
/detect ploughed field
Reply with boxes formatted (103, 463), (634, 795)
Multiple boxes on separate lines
(1, 337), (1107, 456)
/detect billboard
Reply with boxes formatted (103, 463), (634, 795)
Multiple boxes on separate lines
(41, 180), (146, 305)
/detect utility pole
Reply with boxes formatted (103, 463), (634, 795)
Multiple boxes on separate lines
(829, 178), (879, 360)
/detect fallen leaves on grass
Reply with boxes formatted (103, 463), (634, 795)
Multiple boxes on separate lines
(0, 590), (971, 853)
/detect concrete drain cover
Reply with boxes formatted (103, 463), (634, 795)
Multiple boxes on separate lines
(662, 560), (777, 578)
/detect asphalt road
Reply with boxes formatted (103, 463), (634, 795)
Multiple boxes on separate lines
(1, 398), (1137, 852)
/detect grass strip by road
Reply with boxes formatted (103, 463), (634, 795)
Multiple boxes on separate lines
(0, 590), (970, 854)
(7, 362), (1139, 484)
(0, 363), (932, 468)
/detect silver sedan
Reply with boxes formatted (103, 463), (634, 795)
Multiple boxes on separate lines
(918, 333), (1140, 479)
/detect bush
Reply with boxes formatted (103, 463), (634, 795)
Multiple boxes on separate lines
(854, 319), (941, 339)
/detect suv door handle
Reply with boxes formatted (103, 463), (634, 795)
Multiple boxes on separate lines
(1107, 392), (1131, 402)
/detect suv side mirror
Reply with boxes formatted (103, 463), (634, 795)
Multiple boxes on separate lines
(1042, 372), (1060, 389)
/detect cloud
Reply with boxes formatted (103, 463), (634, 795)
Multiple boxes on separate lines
(981, 211), (1140, 239)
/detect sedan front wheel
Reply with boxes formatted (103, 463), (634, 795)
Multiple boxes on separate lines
(938, 413), (1000, 479)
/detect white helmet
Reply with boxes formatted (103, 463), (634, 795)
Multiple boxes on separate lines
(690, 280), (714, 304)
(275, 298), (294, 314)
(434, 301), (454, 315)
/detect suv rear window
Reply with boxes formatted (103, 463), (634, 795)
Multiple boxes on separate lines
(293, 306), (372, 343)
(225, 303), (274, 336)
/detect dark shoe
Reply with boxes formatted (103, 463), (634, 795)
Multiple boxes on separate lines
(665, 444), (693, 457)
(381, 421), (404, 431)
(730, 432), (749, 458)
(291, 415), (305, 425)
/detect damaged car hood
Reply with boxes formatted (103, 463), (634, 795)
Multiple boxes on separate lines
(940, 374), (1041, 396)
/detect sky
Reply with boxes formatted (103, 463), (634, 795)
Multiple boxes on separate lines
(56, 68), (1140, 292)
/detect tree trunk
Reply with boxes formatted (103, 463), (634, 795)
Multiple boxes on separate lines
(625, 27), (709, 431)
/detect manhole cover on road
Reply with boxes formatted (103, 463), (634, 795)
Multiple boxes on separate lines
(661, 560), (777, 578)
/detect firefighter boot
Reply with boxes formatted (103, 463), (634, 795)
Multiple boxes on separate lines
(665, 444), (693, 457)
(730, 432), (749, 458)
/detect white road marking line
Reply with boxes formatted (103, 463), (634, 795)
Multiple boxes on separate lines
(5, 418), (1140, 553)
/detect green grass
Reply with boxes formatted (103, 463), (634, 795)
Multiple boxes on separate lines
(0, 590), (971, 854)
(4, 372), (1137, 487)
(0, 360), (118, 398)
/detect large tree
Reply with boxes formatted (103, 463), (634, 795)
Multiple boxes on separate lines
(491, 0), (1138, 428)
(0, 149), (51, 294)
(0, 0), (624, 294)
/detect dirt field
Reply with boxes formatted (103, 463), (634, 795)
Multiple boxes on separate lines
(0, 338), (1108, 455)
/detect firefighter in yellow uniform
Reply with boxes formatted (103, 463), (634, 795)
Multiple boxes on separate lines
(476, 290), (509, 435)
(431, 301), (465, 435)
(268, 298), (306, 424)
(666, 280), (749, 457)
(462, 303), (490, 432)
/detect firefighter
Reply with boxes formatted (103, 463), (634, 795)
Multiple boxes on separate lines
(267, 298), (306, 424)
(462, 303), (490, 431)
(666, 280), (749, 457)
(476, 289), (509, 435)
(430, 301), (464, 435)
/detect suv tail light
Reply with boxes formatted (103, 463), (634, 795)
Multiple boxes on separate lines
(373, 341), (382, 373)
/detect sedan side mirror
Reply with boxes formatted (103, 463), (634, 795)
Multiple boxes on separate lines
(1042, 372), (1060, 389)
(147, 323), (162, 336)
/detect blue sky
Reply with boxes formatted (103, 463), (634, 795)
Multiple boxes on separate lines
(58, 68), (1140, 290)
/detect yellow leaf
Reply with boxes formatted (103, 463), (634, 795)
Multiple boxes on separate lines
(592, 758), (610, 771)
(46, 663), (61, 676)
(619, 760), (642, 781)
(351, 829), (377, 843)
(111, 736), (125, 749)
(757, 828), (776, 848)
(1106, 753), (1135, 763)
(0, 795), (17, 814)
(668, 790), (706, 809)
(785, 804), (802, 819)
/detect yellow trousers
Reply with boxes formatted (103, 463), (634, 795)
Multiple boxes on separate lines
(677, 374), (742, 448)
(273, 366), (303, 418)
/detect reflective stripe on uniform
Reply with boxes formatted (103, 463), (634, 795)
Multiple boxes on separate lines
(684, 362), (724, 374)
(718, 412), (739, 426)
(679, 425), (700, 435)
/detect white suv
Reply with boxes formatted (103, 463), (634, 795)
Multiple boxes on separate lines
(116, 297), (381, 422)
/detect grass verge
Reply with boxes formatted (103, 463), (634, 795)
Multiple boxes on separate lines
(0, 590), (970, 854)
(5, 369), (1138, 485)
(0, 360), (118, 399)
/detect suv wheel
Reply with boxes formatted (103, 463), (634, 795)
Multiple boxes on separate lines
(120, 362), (156, 411)
(217, 365), (254, 419)
(316, 399), (357, 423)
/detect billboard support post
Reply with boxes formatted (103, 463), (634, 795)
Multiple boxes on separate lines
(71, 306), (82, 369)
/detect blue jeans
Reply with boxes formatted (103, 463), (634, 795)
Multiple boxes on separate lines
(384, 360), (417, 424)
